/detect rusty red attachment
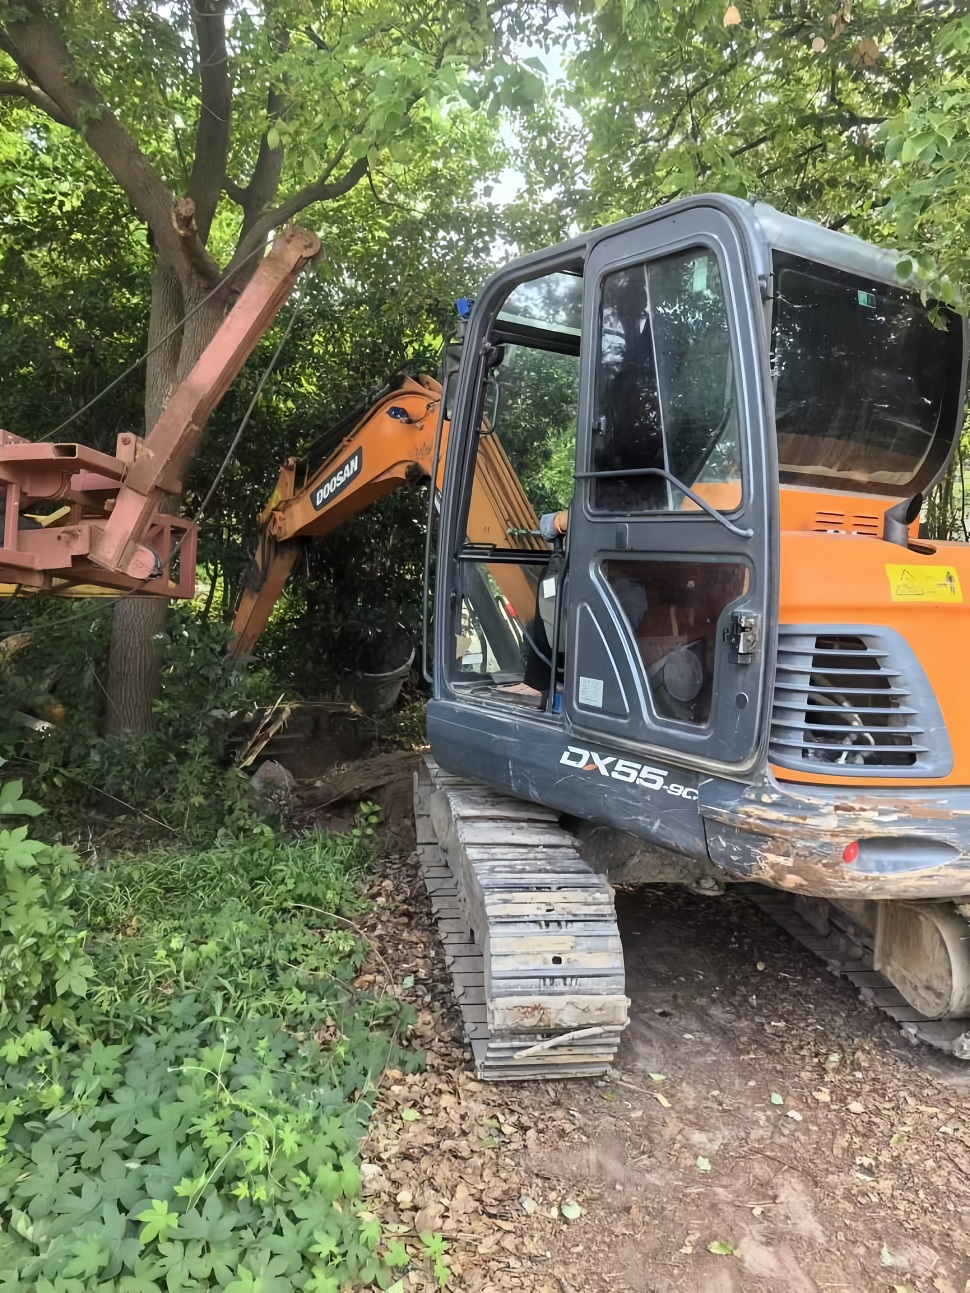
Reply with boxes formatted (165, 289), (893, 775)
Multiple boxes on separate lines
(0, 225), (320, 598)
(0, 429), (196, 595)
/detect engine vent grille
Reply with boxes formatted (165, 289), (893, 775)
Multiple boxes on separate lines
(770, 627), (952, 778)
(812, 510), (880, 537)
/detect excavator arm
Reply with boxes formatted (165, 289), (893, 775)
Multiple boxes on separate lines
(229, 371), (545, 659)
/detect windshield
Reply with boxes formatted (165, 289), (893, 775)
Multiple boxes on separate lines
(771, 252), (964, 496)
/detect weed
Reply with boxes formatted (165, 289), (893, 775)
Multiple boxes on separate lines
(420, 1231), (452, 1287)
(0, 778), (419, 1289)
(351, 800), (382, 841)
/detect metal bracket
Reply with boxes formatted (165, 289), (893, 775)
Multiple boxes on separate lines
(725, 609), (760, 661)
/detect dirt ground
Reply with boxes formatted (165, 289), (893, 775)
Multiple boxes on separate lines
(302, 751), (970, 1293)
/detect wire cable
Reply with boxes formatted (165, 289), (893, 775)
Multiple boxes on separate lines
(192, 295), (302, 522)
(39, 242), (269, 443)
(3, 296), (304, 636)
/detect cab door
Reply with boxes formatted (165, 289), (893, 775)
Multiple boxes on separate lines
(565, 204), (776, 771)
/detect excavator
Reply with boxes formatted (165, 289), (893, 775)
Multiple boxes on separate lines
(227, 369), (547, 665)
(4, 197), (970, 1079)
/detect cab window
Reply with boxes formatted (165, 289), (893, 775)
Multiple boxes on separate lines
(591, 248), (742, 514)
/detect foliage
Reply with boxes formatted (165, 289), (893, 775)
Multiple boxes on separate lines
(0, 0), (548, 379)
(506, 0), (970, 272)
(925, 426), (970, 542)
(878, 13), (970, 303)
(0, 602), (269, 842)
(0, 774), (93, 1042)
(0, 785), (419, 1290)
(0, 119), (150, 448)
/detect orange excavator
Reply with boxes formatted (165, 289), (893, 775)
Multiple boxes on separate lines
(6, 197), (970, 1079)
(228, 371), (545, 664)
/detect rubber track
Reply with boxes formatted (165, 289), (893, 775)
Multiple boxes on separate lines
(414, 755), (628, 1080)
(741, 885), (970, 1060)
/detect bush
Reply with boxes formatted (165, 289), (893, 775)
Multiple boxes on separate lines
(0, 603), (271, 843)
(0, 777), (93, 1046)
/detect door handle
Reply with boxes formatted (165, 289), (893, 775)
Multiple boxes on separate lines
(575, 467), (753, 539)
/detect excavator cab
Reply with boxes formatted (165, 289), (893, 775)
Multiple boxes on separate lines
(433, 198), (782, 794)
(430, 196), (970, 1057)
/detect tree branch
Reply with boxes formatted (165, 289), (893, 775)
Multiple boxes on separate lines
(729, 131), (773, 160)
(237, 84), (287, 222)
(227, 155), (368, 274)
(223, 176), (247, 204)
(303, 25), (330, 51)
(187, 0), (231, 243)
(0, 77), (73, 127)
(229, 28), (292, 269)
(0, 4), (220, 286)
(172, 197), (224, 284)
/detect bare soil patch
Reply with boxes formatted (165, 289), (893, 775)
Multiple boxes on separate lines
(298, 752), (970, 1292)
(293, 749), (419, 849)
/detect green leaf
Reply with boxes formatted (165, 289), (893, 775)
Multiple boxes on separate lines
(695, 1157), (711, 1173)
(134, 1198), (181, 1246)
(770, 1092), (784, 1105)
(0, 780), (43, 816)
(359, 1220), (380, 1254)
(385, 1239), (410, 1267)
(117, 1274), (162, 1292)
(62, 1234), (110, 1279)
(305, 1270), (341, 1293)
(708, 1240), (734, 1256)
(560, 1199), (583, 1220)
(400, 1107), (421, 1122)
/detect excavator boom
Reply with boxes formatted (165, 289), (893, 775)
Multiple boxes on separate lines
(229, 371), (543, 658)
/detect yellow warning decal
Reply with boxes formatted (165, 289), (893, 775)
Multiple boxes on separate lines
(885, 564), (963, 603)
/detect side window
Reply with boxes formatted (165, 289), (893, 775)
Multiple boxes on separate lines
(591, 247), (742, 513)
(602, 559), (748, 725)
(453, 268), (581, 694)
(462, 271), (582, 552)
(484, 343), (579, 521)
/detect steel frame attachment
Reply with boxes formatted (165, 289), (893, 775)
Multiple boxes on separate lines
(0, 226), (320, 597)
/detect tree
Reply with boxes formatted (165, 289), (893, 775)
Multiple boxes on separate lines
(0, 0), (543, 735)
(509, 0), (963, 247)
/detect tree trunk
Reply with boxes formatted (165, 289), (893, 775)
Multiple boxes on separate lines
(103, 264), (224, 738)
(103, 595), (167, 737)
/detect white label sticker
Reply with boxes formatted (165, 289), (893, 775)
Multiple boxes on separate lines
(578, 676), (604, 708)
(541, 577), (557, 600)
